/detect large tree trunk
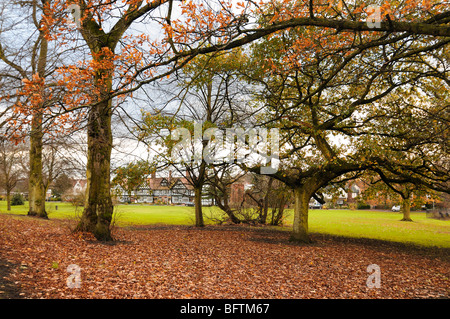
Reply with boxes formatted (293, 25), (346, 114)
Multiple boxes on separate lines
(401, 197), (413, 221)
(73, 0), (166, 240)
(76, 47), (114, 240)
(290, 186), (313, 243)
(77, 98), (113, 240)
(194, 186), (204, 227)
(28, 113), (47, 219)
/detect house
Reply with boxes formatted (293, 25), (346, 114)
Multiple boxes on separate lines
(46, 188), (52, 201)
(73, 179), (87, 194)
(346, 183), (361, 203)
(308, 181), (363, 208)
(114, 171), (196, 205)
(62, 178), (87, 201)
(229, 183), (245, 205)
(170, 179), (194, 204)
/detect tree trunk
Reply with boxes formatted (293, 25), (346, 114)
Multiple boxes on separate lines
(290, 186), (312, 243)
(271, 194), (286, 226)
(28, 113), (47, 219)
(77, 97), (114, 240)
(28, 23), (48, 219)
(194, 186), (204, 227)
(6, 189), (11, 211)
(260, 177), (273, 224)
(215, 192), (240, 224)
(401, 197), (413, 221)
(76, 47), (114, 240)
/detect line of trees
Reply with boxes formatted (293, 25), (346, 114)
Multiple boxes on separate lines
(0, 134), (85, 210)
(0, 0), (448, 242)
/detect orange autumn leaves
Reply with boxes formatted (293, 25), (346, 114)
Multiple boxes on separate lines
(255, 0), (443, 22)
(12, 73), (87, 140)
(8, 0), (447, 141)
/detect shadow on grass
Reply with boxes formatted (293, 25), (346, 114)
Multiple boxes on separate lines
(125, 223), (450, 262)
(245, 227), (450, 262)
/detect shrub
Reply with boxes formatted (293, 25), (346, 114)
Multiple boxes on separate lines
(357, 202), (371, 210)
(11, 194), (25, 206)
(69, 192), (85, 207)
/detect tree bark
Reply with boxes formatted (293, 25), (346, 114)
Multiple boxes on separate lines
(6, 189), (11, 211)
(215, 192), (240, 224)
(76, 44), (114, 240)
(27, 112), (47, 219)
(194, 186), (204, 227)
(77, 96), (114, 240)
(401, 197), (413, 221)
(290, 186), (313, 243)
(28, 9), (48, 219)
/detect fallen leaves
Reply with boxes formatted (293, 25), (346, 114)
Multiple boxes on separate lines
(0, 214), (448, 299)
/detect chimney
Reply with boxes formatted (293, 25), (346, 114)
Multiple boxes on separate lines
(169, 170), (172, 182)
(151, 171), (156, 179)
(185, 170), (190, 179)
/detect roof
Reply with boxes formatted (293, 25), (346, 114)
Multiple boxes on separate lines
(144, 177), (193, 190)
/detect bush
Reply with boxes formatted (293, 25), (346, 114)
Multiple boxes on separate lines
(357, 202), (371, 210)
(69, 192), (85, 207)
(11, 194), (25, 206)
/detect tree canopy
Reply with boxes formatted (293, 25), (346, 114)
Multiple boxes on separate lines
(0, 0), (448, 241)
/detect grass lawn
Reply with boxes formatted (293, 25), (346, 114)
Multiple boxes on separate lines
(306, 209), (450, 248)
(1, 201), (448, 248)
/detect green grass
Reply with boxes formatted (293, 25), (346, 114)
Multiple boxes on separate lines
(1, 201), (448, 248)
(113, 204), (197, 226)
(306, 209), (450, 248)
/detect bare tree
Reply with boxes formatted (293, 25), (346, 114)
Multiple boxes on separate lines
(0, 0), (72, 218)
(0, 137), (26, 211)
(138, 51), (252, 227)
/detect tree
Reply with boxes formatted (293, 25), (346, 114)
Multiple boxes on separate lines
(7, 0), (448, 241)
(373, 168), (446, 222)
(26, 0), (50, 219)
(138, 50), (249, 227)
(52, 173), (72, 199)
(205, 164), (245, 224)
(244, 175), (274, 224)
(239, 2), (449, 242)
(0, 0), (55, 218)
(111, 160), (153, 203)
(266, 178), (292, 226)
(0, 137), (25, 211)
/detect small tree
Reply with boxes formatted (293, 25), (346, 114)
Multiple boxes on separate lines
(268, 179), (292, 226)
(0, 137), (25, 211)
(111, 160), (154, 203)
(205, 165), (245, 224)
(11, 193), (25, 206)
(52, 173), (73, 199)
